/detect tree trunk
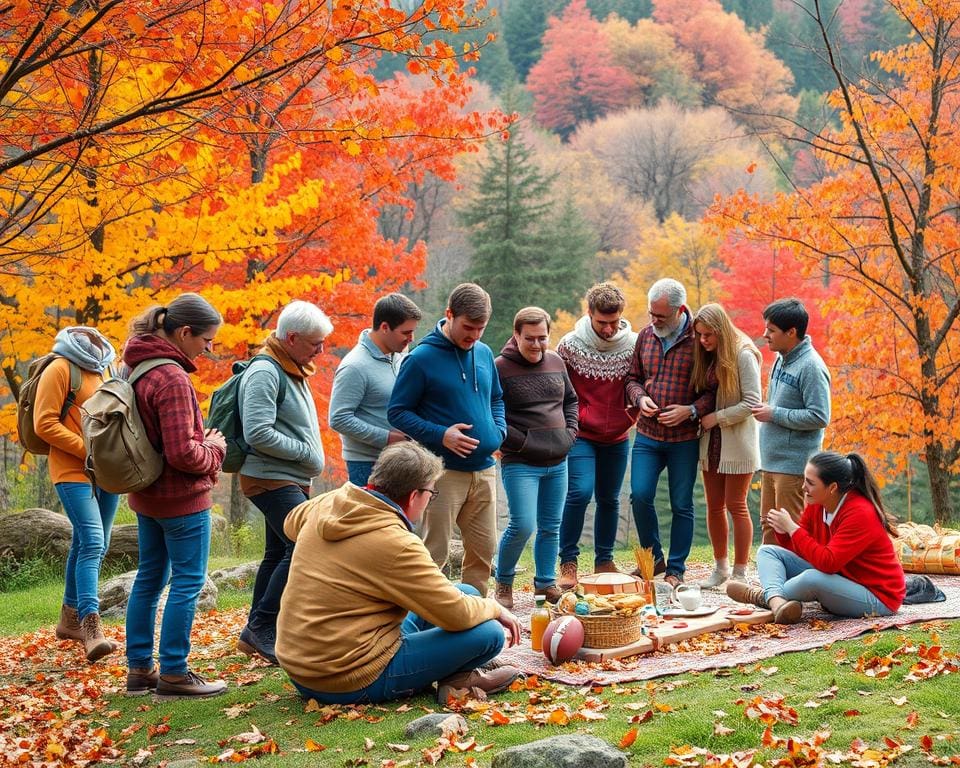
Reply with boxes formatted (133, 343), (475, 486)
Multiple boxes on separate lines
(33, 458), (60, 512)
(924, 440), (954, 525)
(229, 473), (248, 529)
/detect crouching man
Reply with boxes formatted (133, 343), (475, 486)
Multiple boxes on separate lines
(275, 441), (521, 704)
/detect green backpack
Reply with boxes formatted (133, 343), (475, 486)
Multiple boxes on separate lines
(206, 355), (287, 474)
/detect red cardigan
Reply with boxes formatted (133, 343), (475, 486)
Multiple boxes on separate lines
(775, 491), (905, 612)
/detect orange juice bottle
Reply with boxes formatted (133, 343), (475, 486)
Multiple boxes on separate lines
(531, 597), (550, 651)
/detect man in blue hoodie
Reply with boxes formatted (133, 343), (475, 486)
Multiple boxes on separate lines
(388, 283), (507, 596)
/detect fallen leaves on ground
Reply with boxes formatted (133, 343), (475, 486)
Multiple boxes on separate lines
(737, 694), (799, 726)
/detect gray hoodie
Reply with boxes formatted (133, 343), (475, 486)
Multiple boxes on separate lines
(759, 336), (831, 475)
(329, 330), (404, 462)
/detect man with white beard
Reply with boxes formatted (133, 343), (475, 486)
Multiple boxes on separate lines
(625, 279), (716, 587)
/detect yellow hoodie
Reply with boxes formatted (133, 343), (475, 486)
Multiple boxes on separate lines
(276, 483), (501, 693)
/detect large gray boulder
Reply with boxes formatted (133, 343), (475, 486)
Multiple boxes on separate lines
(210, 561), (259, 590)
(404, 713), (468, 740)
(492, 735), (628, 768)
(99, 569), (218, 619)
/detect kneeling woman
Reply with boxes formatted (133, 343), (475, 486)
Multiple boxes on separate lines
(728, 451), (904, 623)
(276, 441), (522, 704)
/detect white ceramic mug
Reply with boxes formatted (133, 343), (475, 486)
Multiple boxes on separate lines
(671, 583), (702, 611)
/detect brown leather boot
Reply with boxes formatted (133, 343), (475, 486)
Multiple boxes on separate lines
(494, 582), (513, 609)
(437, 665), (520, 704)
(156, 671), (227, 700)
(535, 584), (562, 604)
(81, 613), (114, 663)
(559, 561), (578, 589)
(594, 560), (620, 574)
(726, 581), (768, 608)
(56, 605), (85, 642)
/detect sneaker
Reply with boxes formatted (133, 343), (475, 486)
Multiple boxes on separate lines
(155, 671), (227, 700)
(701, 568), (731, 588)
(773, 600), (803, 624)
(729, 567), (748, 583)
(726, 580), (767, 608)
(437, 664), (520, 704)
(535, 584), (562, 604)
(126, 665), (160, 697)
(494, 582), (513, 610)
(559, 561), (578, 589)
(594, 561), (619, 574)
(237, 624), (279, 665)
(630, 558), (667, 579)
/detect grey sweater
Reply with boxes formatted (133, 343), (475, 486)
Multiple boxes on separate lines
(329, 330), (403, 462)
(238, 359), (324, 484)
(759, 336), (831, 475)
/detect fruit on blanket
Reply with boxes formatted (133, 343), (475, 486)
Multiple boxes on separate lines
(542, 616), (585, 665)
(557, 592), (578, 614)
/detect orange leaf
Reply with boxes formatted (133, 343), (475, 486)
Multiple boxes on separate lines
(304, 739), (326, 752)
(619, 727), (638, 748)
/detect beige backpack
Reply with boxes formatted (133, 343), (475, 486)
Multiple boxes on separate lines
(81, 358), (177, 494)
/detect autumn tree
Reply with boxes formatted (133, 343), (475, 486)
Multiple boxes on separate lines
(526, 0), (633, 139)
(712, 0), (960, 523)
(460, 117), (596, 347)
(572, 102), (776, 222)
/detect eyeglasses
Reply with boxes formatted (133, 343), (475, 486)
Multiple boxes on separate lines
(648, 310), (674, 321)
(418, 488), (439, 502)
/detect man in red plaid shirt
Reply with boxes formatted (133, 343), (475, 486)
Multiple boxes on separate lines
(625, 278), (716, 587)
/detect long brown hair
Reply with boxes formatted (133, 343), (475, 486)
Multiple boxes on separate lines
(691, 303), (760, 401)
(130, 293), (221, 337)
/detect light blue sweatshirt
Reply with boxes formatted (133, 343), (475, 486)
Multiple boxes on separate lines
(759, 336), (831, 475)
(328, 330), (404, 462)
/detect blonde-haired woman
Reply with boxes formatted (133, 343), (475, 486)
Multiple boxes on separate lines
(691, 303), (761, 587)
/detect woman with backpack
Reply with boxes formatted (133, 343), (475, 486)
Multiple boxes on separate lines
(122, 293), (228, 699)
(32, 327), (119, 662)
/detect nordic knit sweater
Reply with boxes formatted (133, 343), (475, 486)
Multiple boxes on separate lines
(276, 483), (501, 693)
(124, 335), (225, 518)
(238, 334), (324, 486)
(33, 359), (105, 484)
(626, 309), (716, 443)
(698, 345), (761, 475)
(329, 329), (404, 462)
(495, 337), (578, 467)
(555, 315), (637, 444)
(759, 336), (831, 475)
(774, 491), (905, 612)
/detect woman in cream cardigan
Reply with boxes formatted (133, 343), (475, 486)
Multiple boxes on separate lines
(690, 303), (762, 587)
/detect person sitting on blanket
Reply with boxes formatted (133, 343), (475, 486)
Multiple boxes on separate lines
(275, 440), (522, 705)
(727, 451), (905, 624)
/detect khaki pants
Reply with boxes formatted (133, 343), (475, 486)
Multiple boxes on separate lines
(421, 467), (497, 596)
(759, 471), (805, 544)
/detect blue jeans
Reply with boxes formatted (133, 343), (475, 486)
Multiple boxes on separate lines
(248, 485), (307, 635)
(559, 437), (629, 566)
(629, 433), (699, 577)
(57, 482), (119, 619)
(126, 510), (211, 675)
(347, 461), (375, 487)
(757, 545), (894, 618)
(292, 585), (504, 704)
(496, 462), (567, 588)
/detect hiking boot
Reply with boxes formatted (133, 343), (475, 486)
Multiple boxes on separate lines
(559, 561), (578, 589)
(664, 573), (684, 589)
(726, 581), (767, 608)
(56, 604), (85, 642)
(494, 582), (514, 610)
(701, 567), (731, 589)
(126, 665), (160, 697)
(594, 561), (619, 574)
(81, 613), (114, 663)
(630, 558), (667, 579)
(155, 671), (227, 700)
(773, 600), (803, 625)
(535, 583), (562, 604)
(436, 664), (520, 704)
(237, 624), (279, 666)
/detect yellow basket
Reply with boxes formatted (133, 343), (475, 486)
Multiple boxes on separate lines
(549, 606), (644, 649)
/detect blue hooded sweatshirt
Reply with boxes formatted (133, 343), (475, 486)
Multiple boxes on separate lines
(388, 319), (506, 472)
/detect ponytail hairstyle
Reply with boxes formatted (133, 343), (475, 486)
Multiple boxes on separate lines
(130, 293), (222, 337)
(807, 451), (898, 536)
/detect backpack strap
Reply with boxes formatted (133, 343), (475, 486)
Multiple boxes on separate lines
(57, 360), (84, 422)
(128, 358), (181, 385)
(249, 354), (288, 406)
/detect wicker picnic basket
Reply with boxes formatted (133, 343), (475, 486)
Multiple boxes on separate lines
(895, 522), (960, 575)
(549, 605), (644, 649)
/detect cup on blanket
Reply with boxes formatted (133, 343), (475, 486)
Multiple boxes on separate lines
(671, 584), (702, 612)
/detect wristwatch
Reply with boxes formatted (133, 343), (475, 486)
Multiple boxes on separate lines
(688, 405), (698, 421)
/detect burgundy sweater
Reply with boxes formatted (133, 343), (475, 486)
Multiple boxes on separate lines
(124, 335), (225, 518)
(775, 491), (905, 612)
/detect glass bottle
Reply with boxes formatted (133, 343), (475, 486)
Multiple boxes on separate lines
(530, 596), (550, 652)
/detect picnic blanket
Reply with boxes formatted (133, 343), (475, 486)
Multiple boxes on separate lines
(498, 567), (960, 686)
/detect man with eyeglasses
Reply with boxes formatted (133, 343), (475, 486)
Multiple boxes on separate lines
(625, 278), (716, 588)
(330, 293), (423, 487)
(235, 300), (333, 666)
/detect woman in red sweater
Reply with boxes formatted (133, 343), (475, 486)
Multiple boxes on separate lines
(728, 451), (904, 623)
